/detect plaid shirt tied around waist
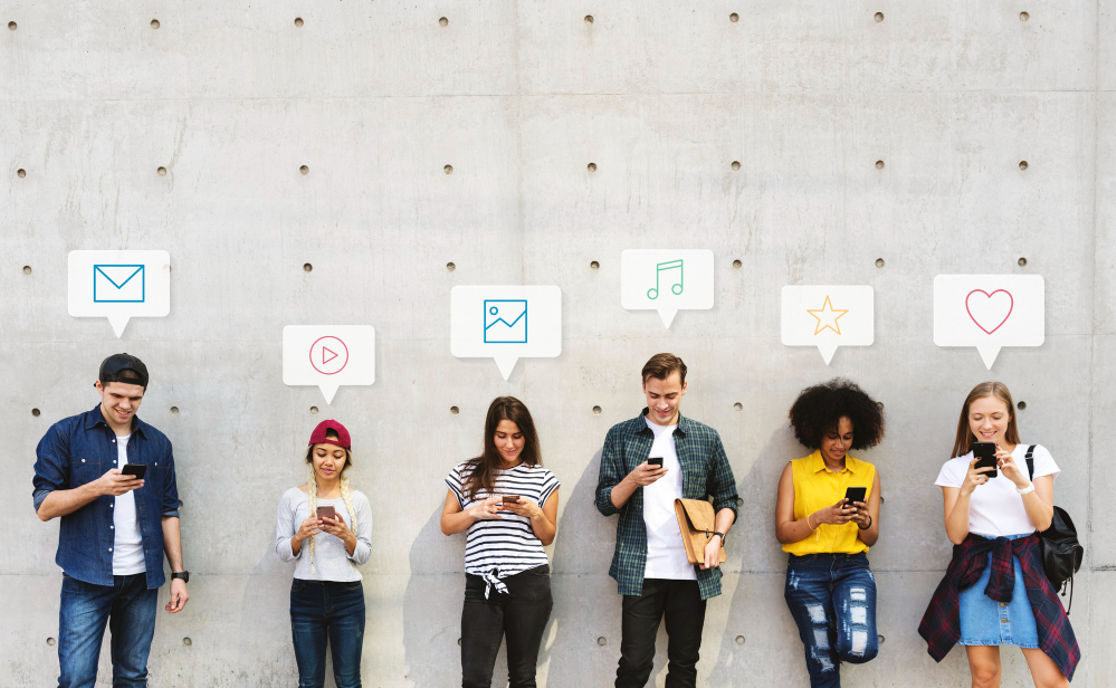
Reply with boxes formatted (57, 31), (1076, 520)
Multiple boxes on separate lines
(918, 533), (1080, 681)
(595, 409), (738, 601)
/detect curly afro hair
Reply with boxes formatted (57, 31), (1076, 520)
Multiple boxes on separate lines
(788, 378), (885, 451)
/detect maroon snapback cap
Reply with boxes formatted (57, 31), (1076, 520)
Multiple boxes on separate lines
(308, 419), (351, 450)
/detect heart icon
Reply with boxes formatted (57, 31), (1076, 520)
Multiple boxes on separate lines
(965, 289), (1014, 334)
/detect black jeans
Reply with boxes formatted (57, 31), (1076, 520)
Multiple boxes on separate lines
(616, 579), (707, 688)
(461, 565), (553, 688)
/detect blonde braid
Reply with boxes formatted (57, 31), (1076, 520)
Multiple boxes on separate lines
(306, 465), (318, 572)
(339, 475), (358, 533)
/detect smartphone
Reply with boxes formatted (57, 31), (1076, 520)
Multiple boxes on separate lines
(502, 495), (521, 504)
(844, 486), (866, 509)
(973, 442), (998, 479)
(316, 505), (337, 520)
(647, 456), (664, 468)
(121, 464), (147, 479)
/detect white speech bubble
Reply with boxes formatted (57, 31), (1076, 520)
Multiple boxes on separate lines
(451, 285), (562, 380)
(68, 250), (171, 337)
(283, 325), (376, 404)
(934, 275), (1045, 369)
(620, 249), (714, 328)
(781, 285), (874, 364)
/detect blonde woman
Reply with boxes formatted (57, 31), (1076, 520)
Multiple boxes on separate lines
(275, 420), (372, 688)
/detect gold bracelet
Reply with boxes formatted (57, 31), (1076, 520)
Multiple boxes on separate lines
(806, 514), (816, 530)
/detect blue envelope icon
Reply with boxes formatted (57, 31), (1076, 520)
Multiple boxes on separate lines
(93, 264), (146, 303)
(483, 299), (528, 343)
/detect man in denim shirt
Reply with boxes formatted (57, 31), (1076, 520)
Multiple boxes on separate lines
(33, 353), (189, 688)
(596, 353), (738, 688)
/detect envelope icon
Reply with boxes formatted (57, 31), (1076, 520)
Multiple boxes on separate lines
(483, 299), (528, 343)
(93, 264), (146, 303)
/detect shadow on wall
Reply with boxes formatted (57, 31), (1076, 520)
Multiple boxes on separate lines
(708, 426), (806, 687)
(546, 448), (624, 685)
(403, 505), (470, 687)
(242, 542), (304, 686)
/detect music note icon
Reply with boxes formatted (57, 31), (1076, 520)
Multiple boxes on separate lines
(647, 259), (684, 300)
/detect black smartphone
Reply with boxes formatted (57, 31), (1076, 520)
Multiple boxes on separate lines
(844, 486), (866, 509)
(121, 464), (147, 479)
(647, 456), (664, 468)
(973, 442), (998, 479)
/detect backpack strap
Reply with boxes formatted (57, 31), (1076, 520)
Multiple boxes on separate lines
(1025, 445), (1036, 480)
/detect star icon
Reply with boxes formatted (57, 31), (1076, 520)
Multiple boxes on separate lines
(807, 295), (849, 335)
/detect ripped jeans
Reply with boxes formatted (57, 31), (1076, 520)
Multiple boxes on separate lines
(783, 553), (878, 688)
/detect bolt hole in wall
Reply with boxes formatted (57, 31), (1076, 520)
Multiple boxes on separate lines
(1018, 257), (1028, 267)
(1017, 401), (1027, 410)
(17, 168), (26, 178)
(733, 402), (743, 411)
(1020, 11), (1030, 21)
(156, 166), (167, 176)
(303, 263), (313, 273)
(587, 162), (597, 173)
(22, 265), (32, 274)
(170, 406), (180, 415)
(732, 259), (742, 269)
(590, 260), (600, 270)
(734, 635), (745, 645)
(1019, 160), (1029, 171)
(182, 637), (192, 646)
(450, 406), (460, 415)
(875, 160), (885, 170)
(729, 12), (739, 22)
(299, 164), (310, 175)
(8, 20), (16, 30)
(32, 408), (41, 417)
(596, 636), (607, 646)
(874, 11), (884, 22)
(294, 17), (304, 27)
(875, 258), (885, 268)
(46, 637), (55, 646)
(446, 261), (456, 271)
(439, 16), (448, 27)
(443, 164), (454, 175)
(731, 160), (741, 171)
(592, 405), (602, 415)
(584, 14), (594, 24)
(309, 406), (319, 415)
(150, 18), (159, 29)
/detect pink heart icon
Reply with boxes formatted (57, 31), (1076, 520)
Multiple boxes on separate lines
(965, 289), (1014, 334)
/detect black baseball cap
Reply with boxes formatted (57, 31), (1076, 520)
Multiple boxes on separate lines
(98, 353), (149, 388)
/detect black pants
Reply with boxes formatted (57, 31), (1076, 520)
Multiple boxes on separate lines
(615, 579), (707, 688)
(461, 565), (553, 688)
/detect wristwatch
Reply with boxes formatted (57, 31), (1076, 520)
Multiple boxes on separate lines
(712, 531), (726, 544)
(171, 571), (190, 583)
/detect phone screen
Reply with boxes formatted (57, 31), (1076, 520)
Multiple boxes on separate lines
(121, 464), (147, 479)
(647, 456), (664, 468)
(844, 486), (866, 508)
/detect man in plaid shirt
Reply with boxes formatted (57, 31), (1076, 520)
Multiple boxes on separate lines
(595, 353), (738, 688)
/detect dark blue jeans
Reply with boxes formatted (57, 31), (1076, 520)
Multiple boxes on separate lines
(783, 553), (879, 688)
(58, 573), (158, 688)
(616, 578), (707, 688)
(290, 579), (366, 688)
(461, 565), (553, 688)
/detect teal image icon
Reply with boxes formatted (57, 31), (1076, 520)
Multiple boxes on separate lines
(483, 299), (528, 343)
(647, 259), (683, 300)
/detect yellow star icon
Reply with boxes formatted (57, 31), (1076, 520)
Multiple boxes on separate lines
(807, 295), (849, 335)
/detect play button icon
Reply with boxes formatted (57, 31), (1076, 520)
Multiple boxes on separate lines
(309, 336), (349, 375)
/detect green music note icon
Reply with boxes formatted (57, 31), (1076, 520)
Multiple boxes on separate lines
(647, 259), (684, 300)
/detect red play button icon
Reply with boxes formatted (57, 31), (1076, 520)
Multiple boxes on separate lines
(309, 336), (349, 375)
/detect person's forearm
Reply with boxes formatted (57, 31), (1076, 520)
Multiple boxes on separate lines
(1020, 491), (1053, 531)
(440, 509), (478, 535)
(714, 507), (735, 537)
(609, 476), (637, 509)
(37, 485), (100, 521)
(945, 496), (971, 545)
(161, 516), (185, 572)
(530, 512), (557, 545)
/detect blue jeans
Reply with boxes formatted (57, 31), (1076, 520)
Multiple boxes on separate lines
(783, 553), (878, 688)
(58, 573), (158, 688)
(290, 579), (366, 688)
(461, 565), (553, 688)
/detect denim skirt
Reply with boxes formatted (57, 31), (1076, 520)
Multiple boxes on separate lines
(958, 534), (1039, 648)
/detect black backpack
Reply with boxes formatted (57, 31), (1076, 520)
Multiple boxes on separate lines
(1025, 445), (1084, 613)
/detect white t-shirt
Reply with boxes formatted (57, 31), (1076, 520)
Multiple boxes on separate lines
(642, 418), (696, 581)
(934, 443), (1059, 537)
(112, 434), (146, 575)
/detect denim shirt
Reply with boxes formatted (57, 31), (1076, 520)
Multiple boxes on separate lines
(595, 409), (739, 600)
(32, 406), (180, 589)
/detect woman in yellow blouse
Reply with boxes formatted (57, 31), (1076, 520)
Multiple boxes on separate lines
(775, 379), (885, 688)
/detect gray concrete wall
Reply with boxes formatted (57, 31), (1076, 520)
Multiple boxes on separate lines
(2, 2), (1111, 686)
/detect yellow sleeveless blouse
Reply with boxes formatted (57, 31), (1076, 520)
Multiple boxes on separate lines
(782, 450), (875, 556)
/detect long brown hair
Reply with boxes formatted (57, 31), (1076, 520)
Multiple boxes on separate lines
(950, 381), (1021, 457)
(463, 396), (541, 500)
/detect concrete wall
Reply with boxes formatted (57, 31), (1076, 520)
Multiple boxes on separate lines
(3, 2), (1111, 686)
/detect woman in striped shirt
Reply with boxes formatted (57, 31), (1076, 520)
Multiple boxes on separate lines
(440, 396), (561, 688)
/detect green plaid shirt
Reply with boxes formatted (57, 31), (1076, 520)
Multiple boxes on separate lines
(595, 409), (738, 600)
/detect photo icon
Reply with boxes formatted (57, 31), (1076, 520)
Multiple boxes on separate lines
(451, 286), (561, 380)
(483, 300), (528, 343)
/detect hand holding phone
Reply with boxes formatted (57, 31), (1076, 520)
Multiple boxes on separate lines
(973, 442), (998, 479)
(121, 464), (147, 479)
(647, 457), (664, 468)
(502, 495), (521, 505)
(316, 505), (337, 520)
(844, 486), (867, 511)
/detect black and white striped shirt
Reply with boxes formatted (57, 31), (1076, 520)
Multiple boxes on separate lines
(445, 460), (560, 578)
